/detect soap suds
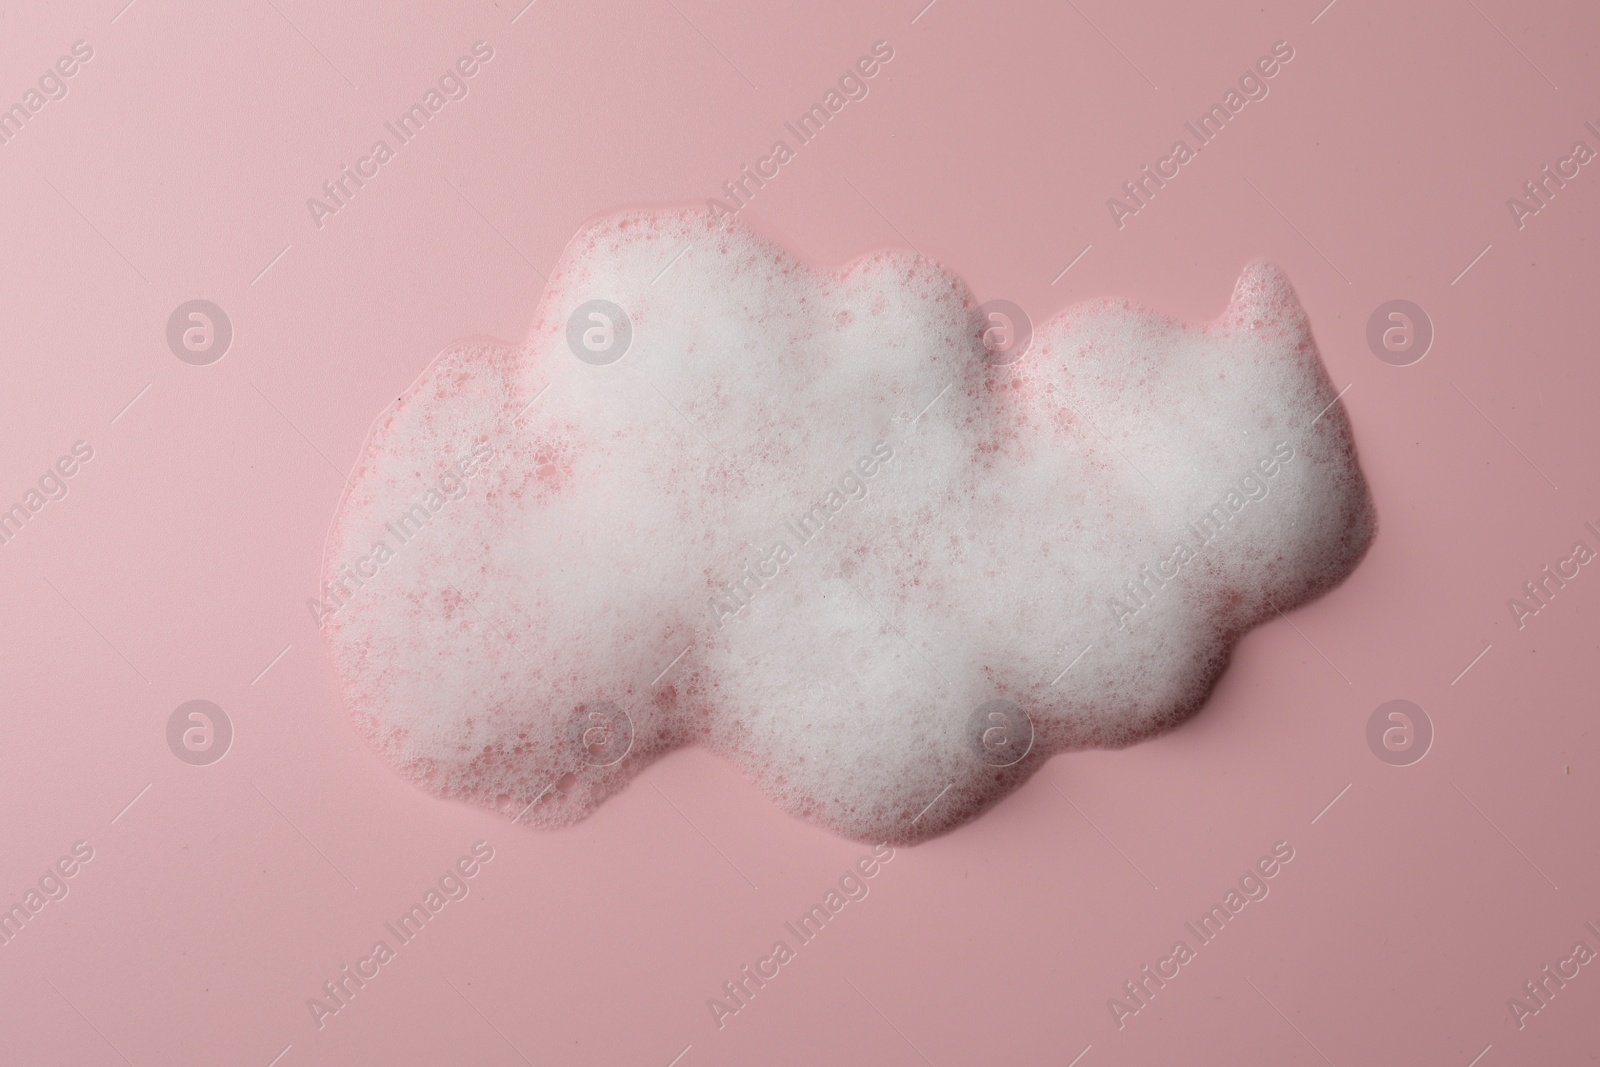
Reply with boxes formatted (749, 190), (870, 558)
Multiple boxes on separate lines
(318, 208), (1375, 844)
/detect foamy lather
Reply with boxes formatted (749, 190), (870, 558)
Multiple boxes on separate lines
(320, 209), (1374, 844)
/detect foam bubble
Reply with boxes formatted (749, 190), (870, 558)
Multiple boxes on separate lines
(318, 208), (1374, 843)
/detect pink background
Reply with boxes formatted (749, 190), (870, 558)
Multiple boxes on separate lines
(2, 0), (1597, 1063)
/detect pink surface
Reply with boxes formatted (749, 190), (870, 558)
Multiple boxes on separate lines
(0, 0), (1595, 1064)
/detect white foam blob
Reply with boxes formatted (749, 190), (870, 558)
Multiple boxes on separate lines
(318, 208), (1374, 843)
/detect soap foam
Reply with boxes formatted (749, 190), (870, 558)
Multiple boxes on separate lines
(318, 208), (1375, 844)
